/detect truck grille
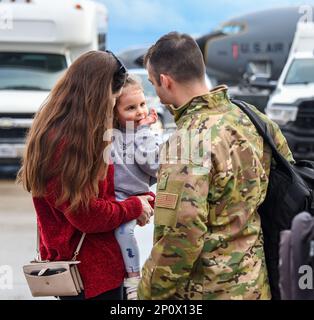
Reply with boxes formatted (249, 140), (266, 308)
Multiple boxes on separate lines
(0, 127), (29, 139)
(0, 113), (34, 140)
(0, 113), (34, 118)
(295, 100), (314, 128)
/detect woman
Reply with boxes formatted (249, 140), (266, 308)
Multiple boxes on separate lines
(17, 51), (153, 300)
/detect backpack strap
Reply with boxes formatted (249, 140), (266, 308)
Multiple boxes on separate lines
(231, 99), (293, 172)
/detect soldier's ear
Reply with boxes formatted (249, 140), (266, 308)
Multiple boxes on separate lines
(160, 74), (173, 89)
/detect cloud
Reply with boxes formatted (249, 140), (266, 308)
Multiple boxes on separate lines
(99, 0), (314, 34)
(100, 0), (187, 32)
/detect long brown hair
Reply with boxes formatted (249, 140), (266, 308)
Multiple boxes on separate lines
(18, 51), (127, 212)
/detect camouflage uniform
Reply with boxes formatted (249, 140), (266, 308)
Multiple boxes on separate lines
(138, 85), (294, 300)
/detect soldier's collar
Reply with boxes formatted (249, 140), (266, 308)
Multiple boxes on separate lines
(169, 84), (230, 122)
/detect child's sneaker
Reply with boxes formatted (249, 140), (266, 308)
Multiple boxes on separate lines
(124, 276), (141, 300)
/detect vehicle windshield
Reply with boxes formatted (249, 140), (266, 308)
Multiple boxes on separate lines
(0, 53), (67, 91)
(284, 58), (314, 85)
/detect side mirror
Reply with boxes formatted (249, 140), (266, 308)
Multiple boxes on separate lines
(249, 76), (277, 90)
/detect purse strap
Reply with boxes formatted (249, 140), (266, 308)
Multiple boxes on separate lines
(36, 226), (86, 262)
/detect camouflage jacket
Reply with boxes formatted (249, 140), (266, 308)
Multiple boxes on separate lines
(138, 85), (294, 300)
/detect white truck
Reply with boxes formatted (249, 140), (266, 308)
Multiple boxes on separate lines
(0, 0), (108, 168)
(265, 22), (314, 159)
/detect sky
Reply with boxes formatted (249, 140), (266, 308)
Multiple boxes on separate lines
(96, 0), (314, 53)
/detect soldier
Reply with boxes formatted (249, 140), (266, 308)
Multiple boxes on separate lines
(137, 32), (294, 300)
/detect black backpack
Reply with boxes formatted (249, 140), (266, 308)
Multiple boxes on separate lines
(232, 99), (314, 300)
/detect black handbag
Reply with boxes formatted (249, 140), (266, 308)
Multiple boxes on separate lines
(232, 99), (314, 300)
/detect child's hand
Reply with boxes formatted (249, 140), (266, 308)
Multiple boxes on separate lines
(138, 108), (158, 127)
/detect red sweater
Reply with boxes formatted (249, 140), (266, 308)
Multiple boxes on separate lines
(32, 164), (143, 299)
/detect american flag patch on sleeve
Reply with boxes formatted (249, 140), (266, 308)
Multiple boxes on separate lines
(155, 192), (178, 210)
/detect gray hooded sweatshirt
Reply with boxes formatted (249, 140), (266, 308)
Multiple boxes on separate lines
(111, 125), (162, 201)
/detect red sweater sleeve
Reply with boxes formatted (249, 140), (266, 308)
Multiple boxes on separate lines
(45, 165), (143, 234)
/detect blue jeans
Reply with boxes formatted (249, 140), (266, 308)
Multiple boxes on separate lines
(115, 219), (140, 273)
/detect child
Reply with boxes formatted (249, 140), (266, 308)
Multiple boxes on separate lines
(111, 76), (161, 300)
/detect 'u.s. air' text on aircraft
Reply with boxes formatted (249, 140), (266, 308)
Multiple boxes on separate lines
(196, 6), (314, 86)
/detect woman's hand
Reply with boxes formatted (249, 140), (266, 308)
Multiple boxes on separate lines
(136, 195), (154, 226)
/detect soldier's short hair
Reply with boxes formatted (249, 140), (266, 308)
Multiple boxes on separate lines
(144, 32), (205, 85)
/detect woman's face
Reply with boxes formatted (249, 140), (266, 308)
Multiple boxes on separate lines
(115, 85), (148, 128)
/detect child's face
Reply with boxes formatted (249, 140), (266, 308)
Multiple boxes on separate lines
(116, 85), (148, 128)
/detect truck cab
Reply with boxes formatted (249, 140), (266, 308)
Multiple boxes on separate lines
(0, 0), (108, 168)
(266, 22), (314, 159)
